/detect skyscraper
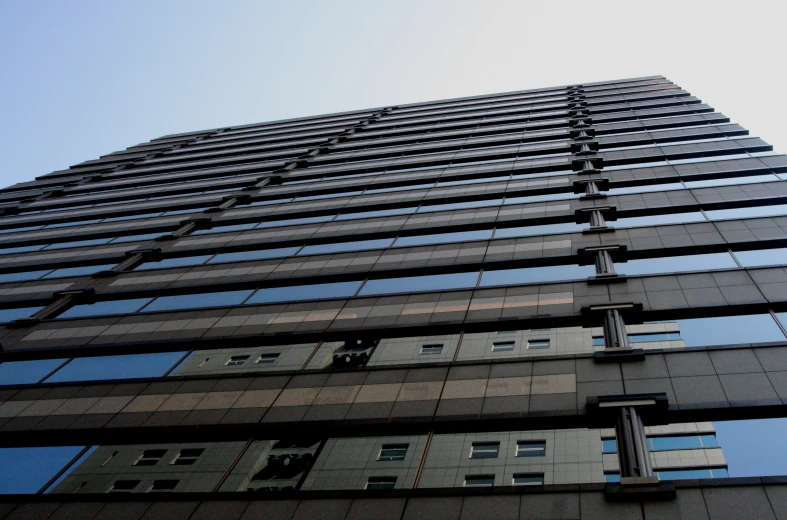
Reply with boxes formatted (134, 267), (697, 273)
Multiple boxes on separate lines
(1, 75), (786, 518)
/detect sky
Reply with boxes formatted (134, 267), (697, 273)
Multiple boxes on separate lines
(2, 0), (787, 188)
(2, 0), (787, 485)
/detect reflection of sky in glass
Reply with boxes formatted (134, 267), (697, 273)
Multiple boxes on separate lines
(606, 183), (683, 196)
(44, 352), (186, 383)
(617, 253), (737, 276)
(733, 248), (787, 267)
(706, 204), (787, 221)
(613, 212), (706, 228)
(653, 314), (786, 347)
(360, 272), (478, 295)
(0, 306), (45, 323)
(480, 264), (592, 286)
(493, 222), (580, 239)
(57, 298), (153, 319)
(0, 446), (85, 494)
(0, 358), (67, 385)
(715, 418), (787, 477)
(246, 281), (361, 304)
(394, 230), (492, 247)
(142, 290), (253, 312)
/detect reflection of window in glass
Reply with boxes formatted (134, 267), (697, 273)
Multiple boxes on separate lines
(225, 355), (250, 366)
(516, 441), (546, 457)
(602, 434), (720, 454)
(109, 480), (140, 493)
(464, 474), (495, 487)
(470, 442), (500, 459)
(256, 353), (280, 364)
(513, 473), (544, 485)
(420, 344), (444, 355)
(593, 332), (681, 347)
(491, 341), (515, 352)
(378, 444), (409, 461)
(527, 339), (550, 350)
(172, 449), (204, 466)
(365, 476), (397, 489)
(134, 450), (167, 466)
(149, 480), (179, 492)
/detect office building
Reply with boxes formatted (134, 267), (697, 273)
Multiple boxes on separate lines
(0, 75), (786, 518)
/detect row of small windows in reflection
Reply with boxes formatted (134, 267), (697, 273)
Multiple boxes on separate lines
(3, 245), (787, 324)
(4, 311), (787, 386)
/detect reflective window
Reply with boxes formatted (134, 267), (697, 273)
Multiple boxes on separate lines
(613, 212), (706, 228)
(298, 238), (394, 255)
(647, 314), (786, 347)
(378, 444), (409, 461)
(464, 474), (495, 487)
(491, 341), (515, 352)
(616, 253), (737, 276)
(527, 339), (550, 350)
(358, 272), (478, 296)
(492, 222), (582, 239)
(420, 344), (444, 355)
(479, 264), (592, 286)
(135, 256), (213, 271)
(513, 473), (544, 486)
(657, 468), (729, 480)
(0, 244), (46, 256)
(684, 174), (780, 188)
(0, 269), (53, 283)
(225, 355), (250, 366)
(209, 247), (300, 264)
(245, 281), (362, 305)
(416, 198), (502, 213)
(516, 441), (546, 457)
(0, 358), (67, 385)
(256, 353), (280, 364)
(503, 193), (572, 205)
(141, 290), (254, 313)
(393, 229), (492, 247)
(111, 232), (163, 244)
(43, 264), (117, 279)
(256, 215), (334, 228)
(0, 446), (89, 494)
(190, 222), (256, 235)
(335, 207), (415, 220)
(706, 204), (787, 221)
(44, 352), (186, 383)
(0, 305), (44, 323)
(605, 183), (684, 196)
(733, 247), (787, 267)
(470, 442), (500, 459)
(44, 238), (112, 250)
(365, 476), (397, 489)
(57, 298), (154, 319)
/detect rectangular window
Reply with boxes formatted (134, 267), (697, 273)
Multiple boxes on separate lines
(419, 344), (444, 355)
(616, 253), (737, 276)
(256, 353), (280, 364)
(470, 441), (500, 459)
(149, 480), (179, 492)
(492, 222), (582, 239)
(512, 473), (544, 486)
(171, 448), (204, 466)
(141, 290), (253, 313)
(527, 339), (550, 350)
(612, 211), (706, 229)
(245, 281), (361, 305)
(0, 358), (67, 386)
(56, 298), (153, 320)
(491, 341), (515, 352)
(365, 476), (397, 489)
(225, 355), (250, 366)
(479, 264), (593, 287)
(733, 247), (787, 268)
(464, 474), (495, 487)
(298, 238), (394, 256)
(0, 305), (45, 324)
(593, 332), (681, 347)
(378, 443), (409, 461)
(358, 272), (479, 296)
(393, 229), (493, 248)
(208, 246), (301, 264)
(516, 441), (546, 457)
(109, 480), (140, 493)
(134, 449), (167, 466)
(134, 255), (213, 271)
(44, 352), (186, 384)
(602, 439), (617, 454)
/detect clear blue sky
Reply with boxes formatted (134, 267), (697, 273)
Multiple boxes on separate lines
(2, 0), (787, 187)
(1, 0), (787, 483)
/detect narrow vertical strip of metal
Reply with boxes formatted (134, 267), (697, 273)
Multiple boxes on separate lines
(36, 358), (73, 384)
(452, 331), (466, 362)
(412, 430), (434, 489)
(301, 340), (325, 370)
(37, 445), (92, 494)
(294, 438), (328, 491)
(630, 407), (653, 476)
(212, 437), (254, 492)
(617, 407), (636, 478)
